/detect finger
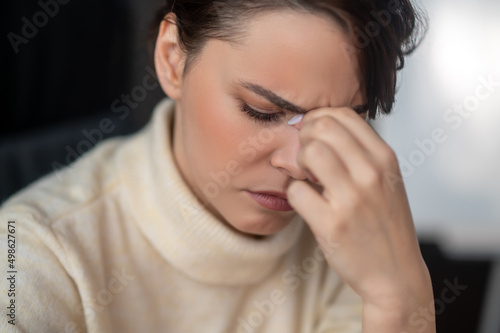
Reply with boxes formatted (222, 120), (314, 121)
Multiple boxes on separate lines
(297, 140), (356, 206)
(299, 115), (376, 177)
(301, 107), (393, 165)
(286, 180), (331, 234)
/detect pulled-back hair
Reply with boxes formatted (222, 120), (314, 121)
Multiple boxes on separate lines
(149, 0), (427, 119)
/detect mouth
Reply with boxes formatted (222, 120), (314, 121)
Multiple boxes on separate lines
(246, 190), (294, 212)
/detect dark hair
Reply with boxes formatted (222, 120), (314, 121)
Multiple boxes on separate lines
(149, 0), (427, 119)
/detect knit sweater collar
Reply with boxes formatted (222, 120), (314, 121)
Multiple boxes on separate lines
(118, 98), (304, 286)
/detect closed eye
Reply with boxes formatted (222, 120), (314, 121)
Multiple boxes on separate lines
(239, 102), (283, 124)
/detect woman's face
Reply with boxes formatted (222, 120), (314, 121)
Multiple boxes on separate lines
(166, 10), (365, 237)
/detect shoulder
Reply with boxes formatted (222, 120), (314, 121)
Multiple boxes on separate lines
(0, 97), (174, 253)
(0, 131), (147, 331)
(1, 137), (123, 227)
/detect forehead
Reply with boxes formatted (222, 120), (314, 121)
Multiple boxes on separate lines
(196, 10), (364, 108)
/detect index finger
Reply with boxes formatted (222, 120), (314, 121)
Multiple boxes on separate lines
(297, 107), (393, 162)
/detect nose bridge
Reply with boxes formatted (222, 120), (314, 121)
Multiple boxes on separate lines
(269, 124), (307, 180)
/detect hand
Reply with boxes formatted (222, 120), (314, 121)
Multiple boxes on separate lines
(286, 107), (435, 332)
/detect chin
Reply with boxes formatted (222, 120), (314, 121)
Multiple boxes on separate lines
(233, 212), (297, 237)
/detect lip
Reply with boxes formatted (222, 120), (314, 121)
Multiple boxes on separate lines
(246, 191), (294, 212)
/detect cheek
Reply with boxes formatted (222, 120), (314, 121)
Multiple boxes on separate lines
(183, 82), (256, 182)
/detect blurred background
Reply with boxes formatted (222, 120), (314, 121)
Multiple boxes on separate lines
(1, 0), (499, 332)
(372, 1), (500, 332)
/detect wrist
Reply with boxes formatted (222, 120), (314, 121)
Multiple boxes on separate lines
(361, 289), (436, 333)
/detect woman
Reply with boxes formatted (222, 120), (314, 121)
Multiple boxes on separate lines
(0, 0), (433, 332)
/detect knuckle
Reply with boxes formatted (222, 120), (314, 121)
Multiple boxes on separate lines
(303, 140), (326, 159)
(347, 190), (364, 209)
(331, 216), (350, 236)
(380, 146), (398, 166)
(311, 117), (336, 134)
(360, 165), (384, 188)
(333, 186), (363, 212)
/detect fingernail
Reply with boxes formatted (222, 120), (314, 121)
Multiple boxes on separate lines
(288, 114), (304, 126)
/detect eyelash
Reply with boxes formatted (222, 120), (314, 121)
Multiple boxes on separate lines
(239, 102), (282, 124)
(239, 101), (368, 123)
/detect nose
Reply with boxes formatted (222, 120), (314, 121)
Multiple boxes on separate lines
(269, 125), (308, 180)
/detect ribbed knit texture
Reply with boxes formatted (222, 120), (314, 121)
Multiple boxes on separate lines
(0, 98), (362, 332)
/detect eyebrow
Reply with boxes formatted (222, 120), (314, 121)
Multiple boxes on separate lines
(239, 80), (368, 115)
(239, 81), (308, 114)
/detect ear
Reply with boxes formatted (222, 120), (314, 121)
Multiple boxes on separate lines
(154, 14), (186, 100)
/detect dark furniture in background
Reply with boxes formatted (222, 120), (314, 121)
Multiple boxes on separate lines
(1, 0), (165, 201)
(420, 241), (493, 332)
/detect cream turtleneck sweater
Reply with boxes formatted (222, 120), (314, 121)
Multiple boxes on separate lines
(0, 98), (362, 332)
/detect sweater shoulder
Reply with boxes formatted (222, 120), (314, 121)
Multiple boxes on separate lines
(0, 135), (131, 229)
